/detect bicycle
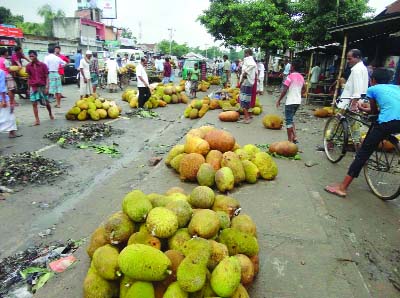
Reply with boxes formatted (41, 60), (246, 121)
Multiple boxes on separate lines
(98, 69), (107, 90)
(323, 96), (400, 200)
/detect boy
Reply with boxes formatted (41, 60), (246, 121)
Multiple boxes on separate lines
(276, 59), (305, 143)
(189, 63), (200, 99)
(325, 68), (400, 198)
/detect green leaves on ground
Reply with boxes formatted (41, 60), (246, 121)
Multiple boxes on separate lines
(77, 144), (121, 157)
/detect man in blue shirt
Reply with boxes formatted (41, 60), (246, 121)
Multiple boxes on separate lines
(74, 49), (82, 70)
(326, 68), (400, 197)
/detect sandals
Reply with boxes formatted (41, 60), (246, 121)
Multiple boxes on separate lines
(8, 133), (23, 138)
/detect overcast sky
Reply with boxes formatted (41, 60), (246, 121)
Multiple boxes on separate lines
(2, 0), (396, 48)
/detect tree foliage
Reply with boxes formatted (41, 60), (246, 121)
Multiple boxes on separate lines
(156, 40), (190, 57)
(121, 27), (137, 43)
(0, 7), (24, 25)
(37, 4), (65, 37)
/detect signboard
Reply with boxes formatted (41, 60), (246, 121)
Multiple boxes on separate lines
(77, 0), (117, 19)
(0, 39), (16, 46)
(119, 37), (135, 47)
(0, 26), (23, 38)
(81, 36), (97, 46)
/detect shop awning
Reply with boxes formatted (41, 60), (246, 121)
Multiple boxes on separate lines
(0, 25), (23, 38)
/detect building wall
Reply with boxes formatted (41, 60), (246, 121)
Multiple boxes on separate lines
(105, 26), (117, 41)
(22, 35), (78, 54)
(53, 18), (80, 40)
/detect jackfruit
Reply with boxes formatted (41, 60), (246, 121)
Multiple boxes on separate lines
(125, 281), (154, 298)
(166, 199), (193, 228)
(263, 114), (283, 129)
(119, 275), (134, 298)
(118, 244), (171, 281)
(182, 238), (212, 262)
(184, 106), (192, 118)
(221, 151), (246, 185)
(89, 110), (100, 121)
(252, 106), (262, 115)
(78, 110), (88, 121)
(187, 128), (205, 138)
(218, 228), (259, 257)
(127, 229), (161, 250)
(212, 195), (241, 218)
(102, 101), (111, 110)
(231, 214), (257, 236)
(216, 211), (231, 229)
(198, 104), (209, 118)
(241, 160), (260, 184)
(92, 244), (121, 280)
(179, 153), (205, 182)
(189, 108), (199, 119)
(196, 163), (216, 187)
(235, 254), (255, 286)
(77, 100), (89, 110)
(97, 108), (108, 119)
(108, 106), (120, 119)
(165, 187), (186, 196)
(231, 283), (250, 298)
(252, 152), (278, 180)
(104, 211), (135, 245)
(242, 144), (260, 159)
(188, 209), (220, 239)
(86, 226), (109, 258)
(147, 193), (170, 207)
(163, 281), (188, 298)
(146, 207), (179, 238)
(215, 167), (235, 192)
(210, 256), (241, 297)
(234, 149), (250, 161)
(168, 228), (191, 253)
(65, 113), (76, 120)
(184, 135), (210, 156)
(83, 267), (119, 298)
(177, 256), (207, 293)
(204, 130), (236, 153)
(69, 106), (81, 115)
(189, 186), (215, 209)
(95, 99), (103, 108)
(166, 192), (188, 202)
(122, 190), (152, 222)
(208, 240), (229, 270)
(171, 153), (186, 173)
(205, 150), (223, 171)
(88, 102), (96, 111)
(163, 250), (185, 287)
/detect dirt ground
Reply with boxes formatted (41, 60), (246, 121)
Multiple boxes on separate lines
(0, 81), (399, 298)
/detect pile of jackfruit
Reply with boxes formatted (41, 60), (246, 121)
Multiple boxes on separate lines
(206, 75), (221, 85)
(65, 95), (122, 121)
(183, 97), (215, 119)
(166, 126), (278, 192)
(84, 186), (259, 298)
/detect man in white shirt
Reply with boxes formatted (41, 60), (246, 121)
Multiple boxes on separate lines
(257, 60), (265, 95)
(44, 47), (66, 108)
(79, 50), (92, 98)
(310, 62), (321, 84)
(136, 57), (151, 108)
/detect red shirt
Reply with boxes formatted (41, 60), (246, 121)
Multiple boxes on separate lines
(26, 61), (49, 87)
(11, 52), (23, 66)
(58, 54), (69, 75)
(163, 62), (172, 77)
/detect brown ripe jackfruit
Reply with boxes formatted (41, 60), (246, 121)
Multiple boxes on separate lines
(179, 153), (205, 181)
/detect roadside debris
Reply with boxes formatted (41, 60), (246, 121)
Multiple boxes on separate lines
(305, 160), (318, 167)
(125, 108), (159, 119)
(148, 156), (162, 166)
(0, 152), (65, 187)
(77, 143), (121, 157)
(43, 123), (123, 147)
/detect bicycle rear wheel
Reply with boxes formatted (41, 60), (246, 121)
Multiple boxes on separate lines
(364, 140), (400, 200)
(323, 116), (348, 163)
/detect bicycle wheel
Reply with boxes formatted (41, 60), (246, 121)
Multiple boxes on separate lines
(364, 140), (400, 200)
(323, 116), (349, 163)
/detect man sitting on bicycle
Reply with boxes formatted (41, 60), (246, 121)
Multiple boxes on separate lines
(325, 68), (400, 198)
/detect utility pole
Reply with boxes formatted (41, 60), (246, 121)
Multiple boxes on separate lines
(168, 28), (174, 56)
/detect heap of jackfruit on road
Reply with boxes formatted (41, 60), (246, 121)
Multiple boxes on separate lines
(65, 95), (122, 121)
(84, 186), (259, 298)
(165, 126), (278, 192)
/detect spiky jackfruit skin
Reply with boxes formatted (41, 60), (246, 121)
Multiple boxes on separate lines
(179, 153), (205, 182)
(119, 275), (135, 298)
(221, 151), (246, 185)
(165, 145), (185, 166)
(86, 226), (109, 258)
(189, 186), (215, 209)
(241, 160), (260, 184)
(231, 214), (257, 237)
(168, 228), (191, 253)
(127, 230), (161, 250)
(170, 153), (186, 173)
(92, 244), (121, 280)
(188, 209), (220, 239)
(205, 150), (223, 171)
(204, 130), (236, 153)
(163, 281), (188, 298)
(210, 256), (241, 297)
(181, 238), (212, 264)
(215, 167), (235, 192)
(235, 254), (255, 286)
(234, 149), (250, 161)
(216, 211), (231, 229)
(189, 108), (199, 119)
(218, 228), (259, 257)
(166, 199), (193, 228)
(207, 240), (229, 270)
(147, 193), (170, 207)
(118, 244), (171, 281)
(242, 144), (260, 160)
(146, 207), (179, 238)
(165, 187), (186, 196)
(196, 163), (216, 187)
(251, 152), (278, 180)
(184, 106), (192, 118)
(231, 283), (250, 298)
(212, 195), (240, 218)
(184, 135), (210, 156)
(104, 212), (135, 245)
(125, 281), (155, 298)
(263, 114), (283, 129)
(177, 256), (207, 293)
(122, 190), (152, 222)
(83, 267), (119, 298)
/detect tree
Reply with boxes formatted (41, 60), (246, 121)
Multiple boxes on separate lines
(290, 0), (373, 45)
(37, 4), (65, 37)
(121, 27), (137, 43)
(0, 7), (24, 25)
(156, 40), (190, 57)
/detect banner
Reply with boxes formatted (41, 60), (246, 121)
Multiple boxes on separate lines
(0, 26), (23, 38)
(99, 0), (117, 19)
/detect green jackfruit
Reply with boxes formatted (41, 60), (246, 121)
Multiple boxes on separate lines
(207, 240), (229, 270)
(216, 211), (231, 229)
(83, 267), (119, 298)
(89, 110), (100, 121)
(78, 110), (88, 121)
(165, 187), (186, 196)
(168, 228), (191, 253)
(242, 144), (260, 159)
(69, 106), (81, 115)
(189, 186), (215, 209)
(119, 275), (135, 298)
(122, 190), (152, 222)
(162, 250), (185, 288)
(170, 153), (186, 173)
(241, 160), (259, 184)
(86, 226), (109, 258)
(118, 244), (171, 281)
(196, 163), (216, 187)
(215, 167), (235, 193)
(212, 195), (240, 218)
(189, 108), (199, 119)
(166, 200), (193, 228)
(184, 106), (192, 118)
(92, 244), (121, 280)
(97, 108), (107, 119)
(125, 281), (154, 298)
(146, 207), (179, 238)
(165, 144), (185, 166)
(163, 281), (188, 298)
(218, 228), (259, 257)
(104, 212), (135, 245)
(234, 149), (250, 160)
(231, 214), (257, 236)
(231, 283), (250, 298)
(127, 230), (161, 250)
(147, 193), (170, 207)
(221, 152), (246, 185)
(166, 192), (188, 202)
(251, 152), (278, 180)
(210, 256), (241, 297)
(177, 256), (207, 293)
(95, 99), (103, 108)
(88, 102), (97, 111)
(182, 238), (212, 263)
(188, 209), (220, 239)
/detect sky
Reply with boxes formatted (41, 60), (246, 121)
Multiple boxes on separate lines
(2, 0), (396, 48)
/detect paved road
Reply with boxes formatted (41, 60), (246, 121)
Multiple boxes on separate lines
(0, 82), (399, 297)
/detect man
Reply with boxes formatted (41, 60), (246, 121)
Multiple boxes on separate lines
(325, 68), (400, 198)
(0, 48), (16, 108)
(11, 46), (30, 67)
(122, 53), (129, 66)
(107, 56), (119, 93)
(310, 62), (321, 86)
(74, 49), (82, 72)
(222, 55), (231, 88)
(257, 60), (265, 95)
(282, 58), (291, 79)
(276, 60), (305, 143)
(90, 52), (99, 94)
(163, 57), (172, 84)
(0, 68), (20, 138)
(26, 50), (54, 126)
(55, 45), (69, 98)
(136, 57), (151, 108)
(238, 49), (257, 124)
(44, 47), (66, 108)
(79, 50), (93, 98)
(155, 56), (164, 73)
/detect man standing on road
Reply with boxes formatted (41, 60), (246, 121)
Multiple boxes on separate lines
(163, 57), (172, 84)
(74, 49), (82, 82)
(0, 68), (20, 138)
(79, 50), (93, 98)
(44, 47), (66, 108)
(55, 46), (69, 99)
(26, 50), (54, 126)
(310, 62), (321, 89)
(222, 55), (231, 88)
(257, 59), (265, 95)
(136, 57), (151, 108)
(106, 56), (119, 93)
(0, 48), (16, 108)
(238, 49), (257, 124)
(90, 52), (99, 94)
